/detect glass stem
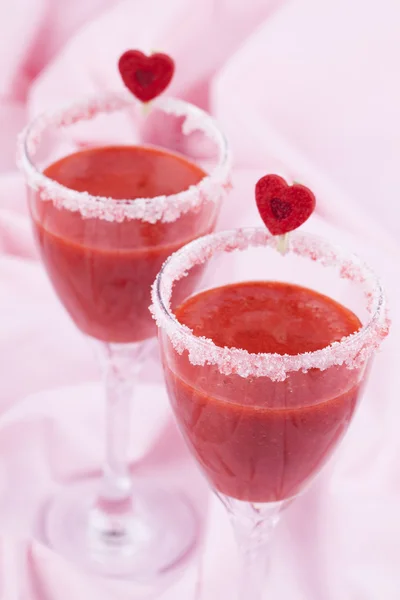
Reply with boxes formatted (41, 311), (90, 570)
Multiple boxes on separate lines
(102, 345), (134, 501)
(90, 341), (149, 544)
(227, 500), (283, 600)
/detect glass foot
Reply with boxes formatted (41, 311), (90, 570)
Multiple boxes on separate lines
(39, 476), (199, 582)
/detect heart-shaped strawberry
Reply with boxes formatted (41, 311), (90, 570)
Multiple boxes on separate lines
(255, 174), (315, 235)
(118, 50), (175, 103)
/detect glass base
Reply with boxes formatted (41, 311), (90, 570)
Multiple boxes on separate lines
(40, 476), (199, 582)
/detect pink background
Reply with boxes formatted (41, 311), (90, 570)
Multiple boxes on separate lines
(1, 0), (399, 597)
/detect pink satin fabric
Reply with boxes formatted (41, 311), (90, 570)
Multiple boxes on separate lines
(1, 0), (399, 597)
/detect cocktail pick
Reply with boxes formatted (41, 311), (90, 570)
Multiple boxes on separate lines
(118, 49), (175, 104)
(255, 174), (316, 254)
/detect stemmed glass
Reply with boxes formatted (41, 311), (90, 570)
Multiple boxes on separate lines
(151, 227), (389, 599)
(17, 91), (230, 580)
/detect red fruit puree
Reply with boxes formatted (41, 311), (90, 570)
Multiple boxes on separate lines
(31, 145), (213, 342)
(163, 281), (363, 502)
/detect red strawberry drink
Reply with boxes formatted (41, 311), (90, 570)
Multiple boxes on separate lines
(152, 176), (389, 600)
(17, 49), (231, 582)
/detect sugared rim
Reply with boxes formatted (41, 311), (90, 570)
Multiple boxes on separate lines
(151, 228), (389, 381)
(16, 92), (231, 223)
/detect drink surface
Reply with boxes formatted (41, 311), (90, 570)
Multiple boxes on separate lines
(164, 281), (363, 502)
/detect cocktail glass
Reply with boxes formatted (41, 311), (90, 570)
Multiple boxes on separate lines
(151, 227), (389, 599)
(17, 92), (230, 581)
